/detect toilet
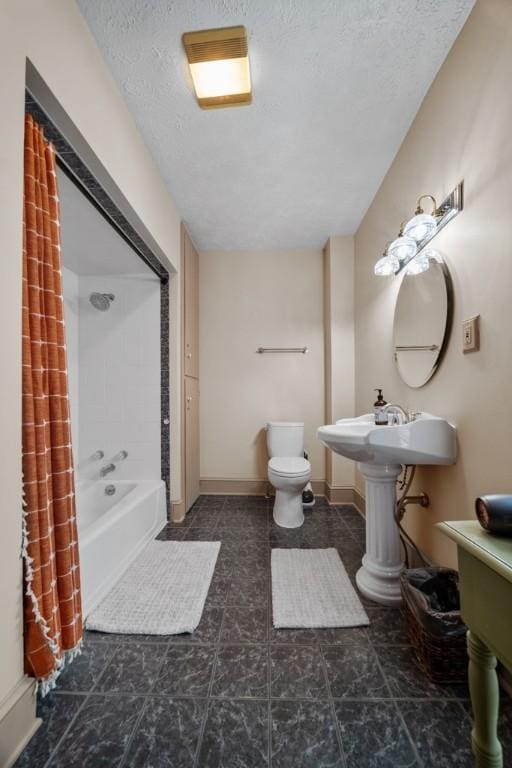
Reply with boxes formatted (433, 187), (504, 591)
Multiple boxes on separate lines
(267, 421), (311, 528)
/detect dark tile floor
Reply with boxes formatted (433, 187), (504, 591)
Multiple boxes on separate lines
(16, 495), (512, 768)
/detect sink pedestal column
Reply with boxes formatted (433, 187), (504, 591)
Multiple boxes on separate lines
(355, 462), (403, 607)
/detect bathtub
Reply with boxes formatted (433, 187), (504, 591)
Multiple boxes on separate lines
(77, 479), (167, 617)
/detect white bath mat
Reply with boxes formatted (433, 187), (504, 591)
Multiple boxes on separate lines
(271, 548), (369, 629)
(86, 540), (220, 635)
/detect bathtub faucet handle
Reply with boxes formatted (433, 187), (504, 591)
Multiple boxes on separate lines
(112, 450), (128, 462)
(91, 450), (104, 461)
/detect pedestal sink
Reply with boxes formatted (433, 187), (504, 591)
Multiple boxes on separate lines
(318, 413), (457, 606)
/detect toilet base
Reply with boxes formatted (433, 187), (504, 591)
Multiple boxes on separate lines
(273, 488), (305, 528)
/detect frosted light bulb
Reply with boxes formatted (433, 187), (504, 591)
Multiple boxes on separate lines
(374, 255), (400, 276)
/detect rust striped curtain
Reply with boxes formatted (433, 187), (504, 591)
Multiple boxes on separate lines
(22, 114), (82, 690)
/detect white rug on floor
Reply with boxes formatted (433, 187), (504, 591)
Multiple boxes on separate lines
(271, 548), (369, 629)
(86, 540), (220, 635)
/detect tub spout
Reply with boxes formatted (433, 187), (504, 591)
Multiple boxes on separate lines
(100, 463), (116, 477)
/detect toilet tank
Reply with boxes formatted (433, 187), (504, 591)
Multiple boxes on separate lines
(267, 422), (305, 458)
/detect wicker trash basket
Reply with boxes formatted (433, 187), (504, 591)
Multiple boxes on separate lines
(400, 567), (468, 684)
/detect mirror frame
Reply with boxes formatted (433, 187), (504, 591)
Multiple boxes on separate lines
(393, 259), (454, 388)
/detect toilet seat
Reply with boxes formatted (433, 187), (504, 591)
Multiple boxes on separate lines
(268, 456), (310, 477)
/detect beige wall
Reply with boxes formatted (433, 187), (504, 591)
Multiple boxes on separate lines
(323, 237), (356, 490)
(354, 0), (512, 567)
(199, 249), (325, 484)
(0, 0), (182, 750)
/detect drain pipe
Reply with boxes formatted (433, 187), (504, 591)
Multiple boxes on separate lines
(395, 465), (432, 568)
(397, 492), (430, 521)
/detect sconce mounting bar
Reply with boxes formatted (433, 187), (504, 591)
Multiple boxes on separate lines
(395, 181), (463, 274)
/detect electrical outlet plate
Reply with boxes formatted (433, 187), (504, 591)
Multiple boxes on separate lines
(462, 315), (480, 353)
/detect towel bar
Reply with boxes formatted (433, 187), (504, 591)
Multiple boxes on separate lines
(257, 347), (308, 354)
(395, 345), (438, 352)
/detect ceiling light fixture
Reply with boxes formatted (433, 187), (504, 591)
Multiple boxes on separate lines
(182, 25), (252, 109)
(374, 182), (463, 277)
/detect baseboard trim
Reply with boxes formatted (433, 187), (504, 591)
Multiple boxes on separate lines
(200, 478), (268, 496)
(0, 677), (40, 768)
(170, 499), (186, 523)
(324, 484), (358, 506)
(353, 488), (366, 515)
(196, 479), (367, 514)
(311, 480), (326, 496)
(200, 478), (326, 497)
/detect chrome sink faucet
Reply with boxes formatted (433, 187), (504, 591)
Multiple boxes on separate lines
(100, 463), (116, 477)
(382, 403), (409, 425)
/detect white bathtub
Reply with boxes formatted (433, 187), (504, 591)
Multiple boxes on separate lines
(77, 479), (167, 617)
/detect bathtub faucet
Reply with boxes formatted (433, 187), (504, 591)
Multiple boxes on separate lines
(100, 463), (116, 477)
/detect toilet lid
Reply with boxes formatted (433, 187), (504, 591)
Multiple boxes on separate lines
(268, 456), (310, 477)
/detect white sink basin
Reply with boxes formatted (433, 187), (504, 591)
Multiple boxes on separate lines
(317, 412), (457, 466)
(317, 411), (457, 607)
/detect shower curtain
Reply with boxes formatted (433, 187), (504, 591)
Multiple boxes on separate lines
(22, 114), (82, 691)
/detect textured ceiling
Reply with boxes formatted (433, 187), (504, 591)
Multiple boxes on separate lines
(76, 0), (474, 250)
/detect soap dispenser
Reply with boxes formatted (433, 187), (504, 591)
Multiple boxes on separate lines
(374, 389), (388, 425)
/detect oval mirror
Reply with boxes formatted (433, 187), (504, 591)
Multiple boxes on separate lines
(393, 257), (453, 388)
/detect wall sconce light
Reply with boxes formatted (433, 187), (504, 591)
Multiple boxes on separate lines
(387, 224), (418, 263)
(374, 250), (399, 276)
(403, 195), (438, 241)
(182, 25), (252, 109)
(405, 248), (440, 275)
(374, 181), (463, 277)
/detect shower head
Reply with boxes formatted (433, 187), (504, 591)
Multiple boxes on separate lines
(89, 292), (115, 311)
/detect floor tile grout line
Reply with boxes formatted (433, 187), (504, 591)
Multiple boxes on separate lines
(454, 696), (476, 722)
(391, 698), (424, 768)
(49, 689), (469, 703)
(192, 591), (227, 768)
(329, 698), (349, 768)
(86, 640), (122, 695)
(318, 640), (348, 767)
(369, 636), (398, 701)
(367, 629), (425, 765)
(102, 635), (171, 768)
(370, 638), (471, 701)
(192, 699), (211, 768)
(117, 695), (150, 768)
(40, 638), (121, 766)
(51, 686), (469, 703)
(39, 690), (92, 768)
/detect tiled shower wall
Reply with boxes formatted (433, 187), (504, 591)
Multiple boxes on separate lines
(62, 270), (161, 482)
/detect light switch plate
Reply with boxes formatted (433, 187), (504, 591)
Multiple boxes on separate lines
(462, 315), (480, 353)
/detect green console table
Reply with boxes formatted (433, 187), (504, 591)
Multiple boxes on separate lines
(438, 520), (512, 768)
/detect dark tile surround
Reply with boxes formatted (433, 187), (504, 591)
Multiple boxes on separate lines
(16, 495), (512, 767)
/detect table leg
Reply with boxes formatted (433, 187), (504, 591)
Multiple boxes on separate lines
(467, 630), (503, 768)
